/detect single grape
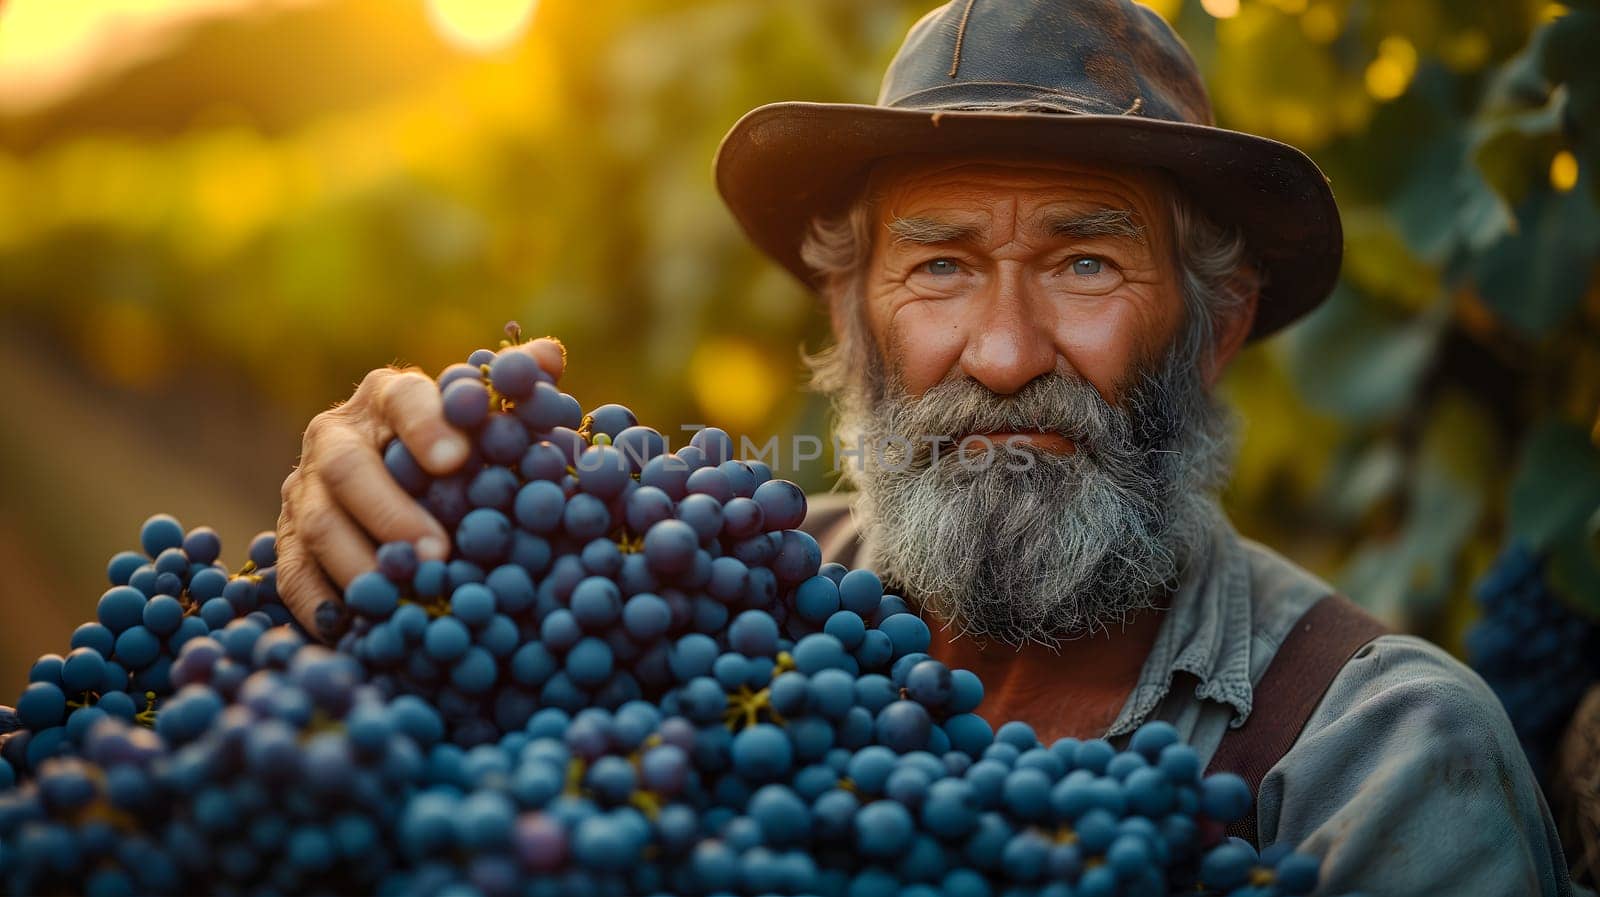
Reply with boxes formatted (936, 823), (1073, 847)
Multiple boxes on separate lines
(139, 514), (185, 558)
(854, 800), (913, 858)
(489, 350), (544, 399)
(346, 572), (400, 619)
(753, 480), (806, 531)
(442, 378), (491, 430)
(478, 414), (530, 465)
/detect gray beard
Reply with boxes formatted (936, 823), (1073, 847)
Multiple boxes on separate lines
(836, 345), (1235, 647)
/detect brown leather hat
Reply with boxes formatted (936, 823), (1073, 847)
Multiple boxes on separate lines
(714, 0), (1343, 340)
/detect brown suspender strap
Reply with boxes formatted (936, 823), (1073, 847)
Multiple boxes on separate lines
(1205, 593), (1389, 846)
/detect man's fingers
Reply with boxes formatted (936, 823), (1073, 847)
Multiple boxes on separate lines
(273, 515), (345, 641)
(373, 341), (563, 480)
(378, 372), (470, 477)
(317, 425), (451, 561)
(515, 337), (565, 381)
(296, 478), (380, 591)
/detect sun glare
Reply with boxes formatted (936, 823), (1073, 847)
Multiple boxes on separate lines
(425, 0), (539, 54)
(0, 0), (275, 111)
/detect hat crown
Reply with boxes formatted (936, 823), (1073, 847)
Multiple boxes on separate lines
(878, 0), (1213, 126)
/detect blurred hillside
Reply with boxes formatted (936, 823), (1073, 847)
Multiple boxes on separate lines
(0, 0), (1597, 695)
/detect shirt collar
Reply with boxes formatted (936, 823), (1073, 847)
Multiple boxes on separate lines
(1104, 507), (1256, 737)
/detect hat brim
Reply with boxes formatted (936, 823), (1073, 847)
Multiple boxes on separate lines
(714, 102), (1343, 341)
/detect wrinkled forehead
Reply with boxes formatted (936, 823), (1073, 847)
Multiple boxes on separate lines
(863, 153), (1177, 220)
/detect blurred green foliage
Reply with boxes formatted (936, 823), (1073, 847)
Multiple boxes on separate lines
(0, 0), (1597, 691)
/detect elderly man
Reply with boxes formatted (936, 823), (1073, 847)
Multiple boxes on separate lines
(275, 0), (1575, 893)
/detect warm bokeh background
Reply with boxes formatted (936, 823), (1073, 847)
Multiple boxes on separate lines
(1, 0), (1597, 697)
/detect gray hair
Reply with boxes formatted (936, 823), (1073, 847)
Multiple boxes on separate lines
(800, 188), (1255, 397)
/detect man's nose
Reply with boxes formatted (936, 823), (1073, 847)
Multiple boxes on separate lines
(959, 268), (1057, 396)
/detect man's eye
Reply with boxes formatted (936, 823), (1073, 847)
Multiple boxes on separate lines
(922, 258), (961, 276)
(1070, 257), (1105, 276)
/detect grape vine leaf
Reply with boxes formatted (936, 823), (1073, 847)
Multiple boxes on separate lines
(1509, 419), (1600, 616)
(1389, 136), (1513, 267)
(1337, 398), (1493, 619)
(1471, 177), (1600, 337)
(1282, 286), (1442, 424)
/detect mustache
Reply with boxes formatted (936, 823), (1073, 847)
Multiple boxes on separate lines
(875, 370), (1124, 470)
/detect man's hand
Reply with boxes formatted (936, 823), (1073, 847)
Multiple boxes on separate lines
(276, 338), (565, 639)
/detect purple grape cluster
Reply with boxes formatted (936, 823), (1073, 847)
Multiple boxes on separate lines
(350, 333), (827, 746)
(0, 329), (1331, 897)
(2, 516), (301, 782)
(1466, 542), (1600, 779)
(0, 632), (443, 895)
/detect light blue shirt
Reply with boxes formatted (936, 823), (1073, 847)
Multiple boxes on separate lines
(1113, 515), (1574, 896)
(815, 493), (1576, 895)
